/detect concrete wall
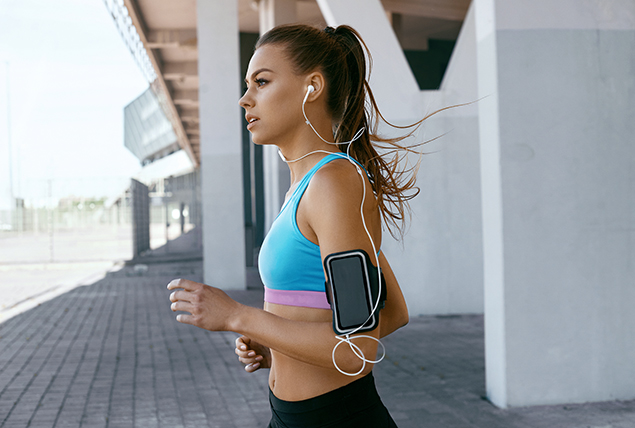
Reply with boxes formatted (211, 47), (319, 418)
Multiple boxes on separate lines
(388, 2), (483, 315)
(476, 0), (635, 407)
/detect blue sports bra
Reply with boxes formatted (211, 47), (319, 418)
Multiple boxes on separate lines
(258, 153), (369, 309)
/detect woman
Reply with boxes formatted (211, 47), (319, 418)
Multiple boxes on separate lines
(168, 24), (423, 427)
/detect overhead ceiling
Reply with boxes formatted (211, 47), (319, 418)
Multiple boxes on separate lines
(111, 0), (469, 167)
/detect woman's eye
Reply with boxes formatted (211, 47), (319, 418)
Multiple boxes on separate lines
(255, 78), (268, 87)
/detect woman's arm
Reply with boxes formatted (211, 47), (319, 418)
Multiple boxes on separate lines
(304, 160), (408, 338)
(168, 158), (394, 373)
(168, 278), (379, 374)
(233, 255), (406, 373)
(233, 253), (407, 374)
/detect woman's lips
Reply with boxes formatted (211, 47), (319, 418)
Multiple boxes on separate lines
(246, 115), (259, 130)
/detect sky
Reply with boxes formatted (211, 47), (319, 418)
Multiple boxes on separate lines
(0, 0), (149, 204)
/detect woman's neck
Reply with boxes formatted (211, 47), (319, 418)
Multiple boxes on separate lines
(283, 146), (339, 185)
(279, 123), (339, 185)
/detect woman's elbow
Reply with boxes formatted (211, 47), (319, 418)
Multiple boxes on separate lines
(393, 301), (409, 330)
(378, 308), (409, 338)
(391, 311), (408, 333)
(334, 343), (377, 375)
(398, 311), (409, 329)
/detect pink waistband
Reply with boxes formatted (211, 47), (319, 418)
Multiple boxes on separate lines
(264, 286), (331, 310)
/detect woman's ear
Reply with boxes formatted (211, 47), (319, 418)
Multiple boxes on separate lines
(305, 72), (325, 102)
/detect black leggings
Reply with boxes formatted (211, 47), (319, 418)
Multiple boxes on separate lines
(267, 372), (398, 427)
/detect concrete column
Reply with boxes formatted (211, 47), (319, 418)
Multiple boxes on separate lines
(259, 0), (296, 32)
(197, 0), (246, 289)
(258, 0), (297, 231)
(475, 0), (635, 407)
(400, 2), (483, 315)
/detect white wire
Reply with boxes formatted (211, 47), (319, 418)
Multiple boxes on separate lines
(332, 334), (386, 377)
(280, 92), (385, 377)
(301, 87), (366, 147)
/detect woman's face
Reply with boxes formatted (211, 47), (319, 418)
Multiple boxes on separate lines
(239, 44), (308, 146)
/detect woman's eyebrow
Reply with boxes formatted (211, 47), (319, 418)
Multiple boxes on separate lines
(244, 68), (274, 84)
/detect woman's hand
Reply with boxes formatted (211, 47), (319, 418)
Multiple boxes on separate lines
(167, 278), (243, 331)
(235, 336), (271, 373)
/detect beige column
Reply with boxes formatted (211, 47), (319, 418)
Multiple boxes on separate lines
(197, 0), (246, 289)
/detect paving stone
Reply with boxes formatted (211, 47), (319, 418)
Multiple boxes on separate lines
(1, 242), (634, 427)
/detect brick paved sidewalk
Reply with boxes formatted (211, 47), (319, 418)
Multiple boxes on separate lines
(1, 259), (634, 427)
(0, 261), (270, 428)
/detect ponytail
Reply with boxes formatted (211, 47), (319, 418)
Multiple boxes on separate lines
(257, 24), (438, 239)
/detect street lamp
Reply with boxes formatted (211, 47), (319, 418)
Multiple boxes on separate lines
(5, 61), (13, 202)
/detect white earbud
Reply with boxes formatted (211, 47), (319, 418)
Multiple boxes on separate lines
(301, 84), (365, 146)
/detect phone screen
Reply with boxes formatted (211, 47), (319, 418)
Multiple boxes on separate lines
(330, 255), (372, 330)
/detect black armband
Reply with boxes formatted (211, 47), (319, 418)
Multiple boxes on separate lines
(324, 249), (387, 335)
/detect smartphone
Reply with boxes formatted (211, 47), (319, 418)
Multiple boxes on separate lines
(324, 250), (380, 335)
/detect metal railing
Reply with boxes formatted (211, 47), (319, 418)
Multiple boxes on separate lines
(0, 178), (134, 264)
(0, 173), (201, 265)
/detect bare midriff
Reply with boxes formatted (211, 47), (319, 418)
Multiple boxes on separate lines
(264, 301), (366, 402)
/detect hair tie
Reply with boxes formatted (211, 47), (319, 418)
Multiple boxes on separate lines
(324, 26), (336, 35)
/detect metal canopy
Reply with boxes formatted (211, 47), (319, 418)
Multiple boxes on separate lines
(124, 87), (179, 164)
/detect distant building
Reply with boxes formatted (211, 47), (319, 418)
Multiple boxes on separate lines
(124, 87), (180, 165)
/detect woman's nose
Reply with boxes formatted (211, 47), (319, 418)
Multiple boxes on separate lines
(239, 89), (251, 108)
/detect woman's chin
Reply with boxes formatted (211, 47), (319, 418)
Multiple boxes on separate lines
(250, 136), (273, 146)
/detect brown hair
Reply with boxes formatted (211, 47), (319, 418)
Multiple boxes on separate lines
(257, 24), (445, 239)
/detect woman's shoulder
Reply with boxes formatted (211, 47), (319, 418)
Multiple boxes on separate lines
(304, 156), (373, 215)
(311, 157), (364, 194)
(300, 156), (381, 251)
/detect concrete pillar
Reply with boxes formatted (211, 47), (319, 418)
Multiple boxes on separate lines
(258, 0), (297, 231)
(475, 0), (635, 407)
(197, 0), (246, 289)
(402, 2), (483, 315)
(259, 0), (296, 32)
